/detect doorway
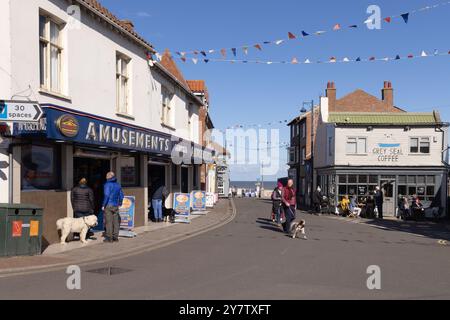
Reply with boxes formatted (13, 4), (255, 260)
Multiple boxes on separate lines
(181, 167), (189, 193)
(73, 157), (110, 218)
(381, 179), (396, 217)
(148, 164), (167, 221)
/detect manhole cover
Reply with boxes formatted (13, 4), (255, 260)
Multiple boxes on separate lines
(87, 267), (133, 276)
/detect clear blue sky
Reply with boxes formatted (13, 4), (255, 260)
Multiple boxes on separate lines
(101, 0), (450, 181)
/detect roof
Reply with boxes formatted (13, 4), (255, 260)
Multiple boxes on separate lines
(335, 89), (404, 113)
(187, 80), (210, 103)
(76, 0), (154, 52)
(288, 106), (320, 126)
(328, 112), (445, 125)
(159, 50), (189, 88)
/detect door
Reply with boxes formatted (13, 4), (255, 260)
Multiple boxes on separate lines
(381, 179), (395, 217)
(181, 167), (189, 194)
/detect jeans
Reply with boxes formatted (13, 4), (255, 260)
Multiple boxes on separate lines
(273, 205), (282, 224)
(152, 199), (163, 220)
(283, 205), (296, 233)
(105, 206), (120, 240)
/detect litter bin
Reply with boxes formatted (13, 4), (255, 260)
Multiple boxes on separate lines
(0, 204), (43, 257)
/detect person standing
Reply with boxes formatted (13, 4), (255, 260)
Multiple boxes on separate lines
(102, 172), (124, 243)
(374, 186), (384, 220)
(71, 178), (95, 239)
(313, 186), (324, 215)
(282, 179), (297, 234)
(152, 180), (169, 223)
(271, 182), (284, 226)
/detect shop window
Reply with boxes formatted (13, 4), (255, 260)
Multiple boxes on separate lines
(39, 14), (64, 94)
(369, 175), (378, 184)
(427, 186), (435, 196)
(348, 175), (357, 184)
(21, 144), (61, 190)
(427, 176), (435, 184)
(408, 186), (417, 196)
(417, 186), (426, 196)
(407, 176), (416, 184)
(120, 154), (140, 187)
(339, 175), (347, 184)
(417, 176), (426, 184)
(398, 186), (407, 197)
(358, 175), (368, 184)
(338, 185), (347, 196)
(348, 185), (357, 196)
(398, 176), (407, 184)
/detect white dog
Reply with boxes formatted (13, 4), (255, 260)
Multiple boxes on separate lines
(289, 220), (307, 240)
(56, 215), (98, 245)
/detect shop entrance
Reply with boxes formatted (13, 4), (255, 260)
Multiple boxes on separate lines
(181, 167), (189, 193)
(381, 178), (396, 217)
(148, 164), (167, 221)
(73, 157), (111, 217)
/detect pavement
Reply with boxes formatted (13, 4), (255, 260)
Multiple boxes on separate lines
(0, 199), (234, 278)
(0, 197), (449, 300)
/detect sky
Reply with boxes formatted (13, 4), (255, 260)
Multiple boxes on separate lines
(100, 0), (450, 181)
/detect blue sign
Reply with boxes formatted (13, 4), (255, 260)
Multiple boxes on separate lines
(120, 196), (135, 230)
(378, 143), (401, 148)
(191, 191), (207, 211)
(0, 103), (7, 119)
(43, 105), (172, 155)
(173, 193), (191, 223)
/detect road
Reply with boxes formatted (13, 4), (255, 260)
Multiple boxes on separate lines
(0, 198), (450, 300)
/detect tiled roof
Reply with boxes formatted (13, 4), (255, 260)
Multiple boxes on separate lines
(335, 89), (404, 113)
(186, 80), (210, 103)
(159, 50), (189, 88)
(328, 112), (443, 125)
(76, 0), (154, 52)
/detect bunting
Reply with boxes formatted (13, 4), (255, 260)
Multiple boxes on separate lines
(153, 1), (450, 60)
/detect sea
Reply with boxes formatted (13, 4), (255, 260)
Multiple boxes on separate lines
(231, 181), (277, 191)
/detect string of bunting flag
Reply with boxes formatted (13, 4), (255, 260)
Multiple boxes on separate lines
(152, 1), (450, 61)
(164, 49), (450, 66)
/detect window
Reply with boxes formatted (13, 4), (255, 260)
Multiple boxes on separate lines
(328, 137), (333, 157)
(162, 86), (174, 127)
(116, 53), (131, 115)
(301, 124), (306, 139)
(120, 154), (140, 187)
(39, 15), (63, 93)
(21, 144), (61, 190)
(346, 137), (367, 154)
(289, 148), (295, 163)
(410, 137), (430, 154)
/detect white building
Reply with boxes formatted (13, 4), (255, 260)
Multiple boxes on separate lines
(315, 94), (449, 218)
(0, 0), (211, 244)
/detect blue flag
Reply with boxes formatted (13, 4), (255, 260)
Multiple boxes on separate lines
(401, 13), (409, 24)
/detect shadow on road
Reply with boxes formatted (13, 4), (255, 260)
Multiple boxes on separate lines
(363, 219), (450, 241)
(256, 218), (284, 233)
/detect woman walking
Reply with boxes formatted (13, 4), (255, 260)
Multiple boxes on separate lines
(271, 182), (284, 226)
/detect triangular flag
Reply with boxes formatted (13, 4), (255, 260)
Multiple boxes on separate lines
(369, 56), (376, 61)
(175, 52), (181, 56)
(382, 57), (389, 61)
(329, 57), (337, 63)
(275, 40), (284, 45)
(315, 31), (326, 35)
(288, 32), (297, 39)
(232, 48), (237, 56)
(401, 13), (409, 24)
(343, 57), (350, 62)
(349, 25), (358, 28)
(200, 51), (207, 57)
(356, 57), (361, 62)
(155, 53), (162, 61)
(408, 54), (414, 59)
(291, 57), (299, 64)
(180, 52), (186, 57)
(208, 50), (215, 54)
(254, 44), (262, 51)
(301, 31), (309, 37)
(395, 55), (401, 60)
(181, 57), (187, 62)
(263, 41), (272, 44)
(243, 46), (249, 55)
(384, 17), (392, 23)
(421, 51), (428, 57)
(220, 48), (227, 57)
(204, 59), (209, 63)
(192, 58), (198, 64)
(364, 18), (373, 24)
(304, 59), (311, 64)
(434, 49), (439, 55)
(333, 24), (341, 31)
(193, 51), (199, 55)
(267, 61), (273, 65)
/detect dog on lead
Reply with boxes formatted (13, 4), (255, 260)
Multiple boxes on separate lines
(289, 220), (307, 240)
(56, 215), (98, 245)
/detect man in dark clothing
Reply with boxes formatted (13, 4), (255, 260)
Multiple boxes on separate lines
(71, 178), (95, 239)
(152, 182), (169, 223)
(374, 186), (384, 219)
(102, 172), (124, 243)
(313, 186), (324, 215)
(282, 179), (297, 233)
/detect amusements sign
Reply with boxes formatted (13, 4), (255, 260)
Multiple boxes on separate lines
(119, 196), (135, 230)
(174, 193), (191, 224)
(191, 191), (207, 214)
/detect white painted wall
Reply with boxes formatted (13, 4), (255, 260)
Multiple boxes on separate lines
(334, 126), (446, 167)
(3, 0), (201, 144)
(0, 0), (12, 99)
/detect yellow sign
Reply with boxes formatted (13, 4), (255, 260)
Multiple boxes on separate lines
(30, 220), (39, 237)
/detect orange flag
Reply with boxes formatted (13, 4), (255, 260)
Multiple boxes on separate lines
(288, 32), (296, 39)
(333, 24), (341, 31)
(254, 44), (262, 51)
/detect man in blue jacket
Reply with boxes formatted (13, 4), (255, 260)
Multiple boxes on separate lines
(102, 172), (124, 243)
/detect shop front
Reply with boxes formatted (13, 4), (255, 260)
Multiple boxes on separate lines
(317, 167), (448, 218)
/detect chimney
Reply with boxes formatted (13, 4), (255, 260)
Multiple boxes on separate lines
(120, 20), (135, 31)
(382, 81), (394, 111)
(326, 81), (336, 112)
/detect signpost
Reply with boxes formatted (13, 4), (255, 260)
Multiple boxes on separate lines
(0, 100), (43, 123)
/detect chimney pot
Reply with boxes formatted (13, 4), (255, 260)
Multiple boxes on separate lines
(326, 81), (337, 112)
(382, 81), (394, 110)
